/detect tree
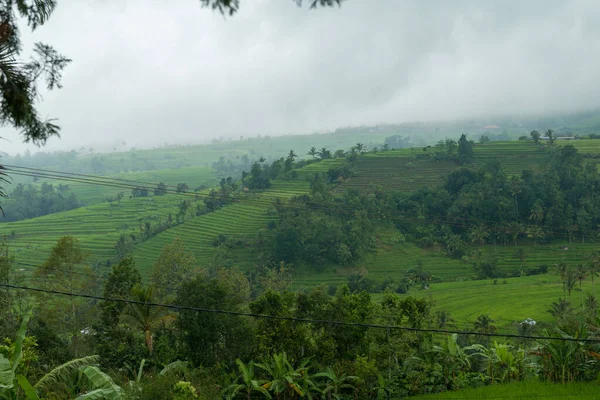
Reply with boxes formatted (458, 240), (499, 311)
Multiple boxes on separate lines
(468, 225), (489, 245)
(114, 234), (131, 260)
(150, 237), (197, 298)
(287, 149), (297, 162)
(34, 236), (97, 357)
(548, 298), (572, 322)
(0, 1), (72, 199)
(100, 257), (141, 326)
(319, 147), (332, 160)
(508, 176), (522, 214)
(176, 183), (189, 193)
(588, 250), (600, 296)
(308, 146), (318, 159)
(122, 285), (175, 354)
(546, 129), (556, 145)
(177, 267), (253, 367)
(201, 0), (343, 15)
(131, 187), (149, 197)
(529, 200), (544, 225)
(574, 263), (587, 307)
(154, 181), (168, 196)
(530, 130), (541, 144)
(474, 314), (497, 335)
(354, 142), (364, 154)
(457, 134), (474, 165)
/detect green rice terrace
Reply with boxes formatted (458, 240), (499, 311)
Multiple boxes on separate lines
(3, 138), (600, 331)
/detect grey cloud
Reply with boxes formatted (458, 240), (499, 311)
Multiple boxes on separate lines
(2, 0), (600, 154)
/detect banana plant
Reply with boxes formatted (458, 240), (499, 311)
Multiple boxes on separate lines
(225, 359), (271, 400)
(0, 308), (37, 400)
(0, 310), (122, 400)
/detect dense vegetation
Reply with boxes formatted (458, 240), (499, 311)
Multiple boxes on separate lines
(1, 233), (600, 399)
(2, 135), (600, 398)
(1, 183), (82, 222)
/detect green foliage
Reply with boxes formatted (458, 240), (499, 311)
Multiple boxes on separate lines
(150, 237), (197, 297)
(1, 183), (82, 222)
(33, 355), (100, 395)
(177, 267), (253, 367)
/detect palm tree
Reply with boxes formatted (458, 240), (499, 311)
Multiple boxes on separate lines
(354, 142), (364, 154)
(574, 263), (588, 307)
(287, 150), (297, 162)
(508, 176), (522, 214)
(529, 201), (544, 225)
(226, 359), (271, 400)
(555, 261), (569, 298)
(527, 226), (544, 247)
(121, 285), (175, 354)
(144, 221), (152, 240)
(314, 367), (357, 400)
(468, 225), (489, 245)
(474, 314), (497, 335)
(548, 298), (572, 322)
(308, 147), (317, 159)
(435, 310), (455, 330)
(587, 250), (600, 296)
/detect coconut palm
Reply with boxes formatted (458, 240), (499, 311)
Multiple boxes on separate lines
(468, 225), (489, 245)
(436, 310), (456, 330)
(548, 298), (572, 324)
(574, 263), (588, 307)
(226, 359), (271, 400)
(314, 367), (357, 400)
(121, 285), (175, 354)
(529, 201), (544, 225)
(555, 262), (569, 298)
(474, 314), (497, 335)
(587, 250), (600, 296)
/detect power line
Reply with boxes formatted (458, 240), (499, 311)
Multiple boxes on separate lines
(3, 283), (599, 344)
(5, 166), (597, 244)
(5, 162), (600, 240)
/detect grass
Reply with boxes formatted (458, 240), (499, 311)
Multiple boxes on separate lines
(401, 274), (595, 331)
(413, 380), (600, 399)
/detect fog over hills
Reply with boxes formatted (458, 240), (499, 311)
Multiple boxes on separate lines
(2, 0), (600, 154)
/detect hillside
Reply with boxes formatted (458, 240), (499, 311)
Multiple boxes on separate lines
(3, 138), (600, 332)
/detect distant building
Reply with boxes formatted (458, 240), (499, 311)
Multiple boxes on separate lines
(483, 124), (501, 130)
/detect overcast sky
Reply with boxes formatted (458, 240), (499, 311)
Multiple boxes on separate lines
(2, 0), (600, 155)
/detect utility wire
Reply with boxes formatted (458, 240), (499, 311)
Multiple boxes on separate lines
(3, 283), (599, 344)
(6, 163), (600, 244)
(4, 167), (597, 244)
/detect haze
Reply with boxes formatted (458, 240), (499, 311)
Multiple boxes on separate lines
(2, 0), (599, 155)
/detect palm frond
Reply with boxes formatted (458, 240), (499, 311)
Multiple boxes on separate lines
(34, 355), (100, 393)
(159, 360), (189, 378)
(75, 366), (122, 400)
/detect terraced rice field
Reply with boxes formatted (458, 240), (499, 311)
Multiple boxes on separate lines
(132, 180), (311, 275)
(293, 237), (597, 293)
(0, 193), (199, 271)
(337, 154), (456, 193)
(335, 142), (551, 194)
(473, 142), (548, 174)
(6, 166), (217, 206)
(404, 273), (595, 331)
